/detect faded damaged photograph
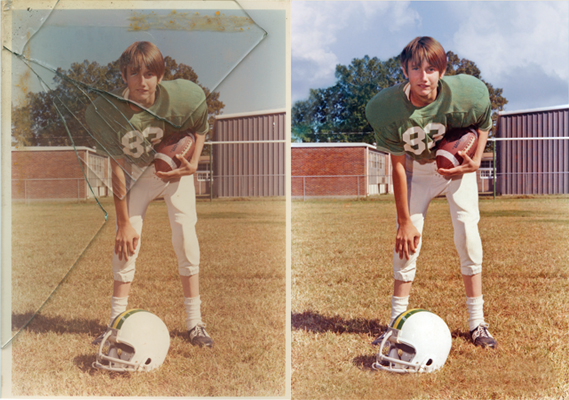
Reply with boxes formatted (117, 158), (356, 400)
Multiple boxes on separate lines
(3, 1), (287, 396)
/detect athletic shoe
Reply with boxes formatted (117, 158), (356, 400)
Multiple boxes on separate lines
(188, 324), (214, 348)
(470, 323), (497, 349)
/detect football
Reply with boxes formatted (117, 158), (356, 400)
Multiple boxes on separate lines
(154, 132), (196, 173)
(435, 127), (478, 170)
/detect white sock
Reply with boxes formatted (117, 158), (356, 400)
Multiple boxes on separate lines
(466, 295), (485, 331)
(184, 296), (203, 331)
(390, 295), (409, 325)
(109, 296), (128, 327)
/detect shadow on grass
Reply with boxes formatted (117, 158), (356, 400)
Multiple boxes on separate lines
(293, 310), (474, 372)
(352, 354), (379, 371)
(291, 310), (387, 337)
(292, 309), (471, 340)
(12, 312), (192, 341)
(451, 328), (471, 342)
(12, 311), (107, 336)
(292, 310), (385, 372)
(73, 353), (136, 377)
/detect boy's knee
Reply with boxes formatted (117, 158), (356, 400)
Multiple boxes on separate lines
(179, 265), (199, 277)
(460, 264), (482, 276)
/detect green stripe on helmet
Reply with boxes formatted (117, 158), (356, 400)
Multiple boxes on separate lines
(391, 308), (431, 330)
(111, 309), (148, 330)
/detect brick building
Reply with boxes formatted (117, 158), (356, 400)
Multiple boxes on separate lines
(291, 143), (391, 198)
(11, 147), (211, 201)
(12, 146), (110, 201)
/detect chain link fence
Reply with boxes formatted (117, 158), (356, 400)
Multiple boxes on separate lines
(11, 178), (109, 202)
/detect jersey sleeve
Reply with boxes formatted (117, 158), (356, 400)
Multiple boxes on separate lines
(84, 99), (125, 158)
(365, 86), (407, 156)
(453, 75), (493, 132)
(170, 80), (210, 136)
(476, 86), (493, 132)
(190, 96), (209, 135)
(372, 126), (406, 156)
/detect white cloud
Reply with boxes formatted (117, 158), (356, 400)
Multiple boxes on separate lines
(384, 1), (422, 32)
(291, 2), (350, 81)
(291, 1), (420, 101)
(452, 2), (569, 82)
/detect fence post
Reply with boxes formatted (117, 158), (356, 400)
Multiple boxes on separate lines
(209, 147), (213, 203)
(492, 144), (496, 200)
(303, 176), (305, 201)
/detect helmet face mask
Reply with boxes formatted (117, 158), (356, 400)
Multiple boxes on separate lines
(93, 309), (170, 372)
(373, 309), (452, 373)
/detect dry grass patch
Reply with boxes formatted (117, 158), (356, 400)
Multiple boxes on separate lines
(292, 195), (569, 399)
(11, 200), (106, 317)
(9, 198), (286, 397)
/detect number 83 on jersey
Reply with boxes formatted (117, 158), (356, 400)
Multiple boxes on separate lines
(402, 123), (446, 156)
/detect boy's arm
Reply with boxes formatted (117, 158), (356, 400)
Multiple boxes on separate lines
(111, 158), (139, 261)
(155, 131), (206, 180)
(391, 154), (421, 260)
(438, 129), (489, 176)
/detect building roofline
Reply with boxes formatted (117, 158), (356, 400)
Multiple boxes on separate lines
(291, 142), (382, 151)
(498, 104), (569, 116)
(214, 108), (287, 120)
(11, 146), (100, 153)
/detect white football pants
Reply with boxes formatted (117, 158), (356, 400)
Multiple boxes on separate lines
(393, 157), (483, 282)
(112, 165), (200, 282)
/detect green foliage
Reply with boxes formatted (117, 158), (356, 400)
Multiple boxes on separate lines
(293, 52), (508, 144)
(292, 55), (405, 144)
(12, 57), (225, 148)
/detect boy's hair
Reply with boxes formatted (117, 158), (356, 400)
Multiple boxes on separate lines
(400, 37), (447, 75)
(119, 41), (165, 79)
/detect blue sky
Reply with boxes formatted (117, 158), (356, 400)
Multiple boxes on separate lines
(291, 1), (569, 113)
(10, 1), (286, 115)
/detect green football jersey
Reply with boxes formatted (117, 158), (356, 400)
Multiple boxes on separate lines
(85, 79), (209, 163)
(365, 74), (492, 160)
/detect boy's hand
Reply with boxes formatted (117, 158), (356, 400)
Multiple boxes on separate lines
(437, 151), (480, 177)
(115, 224), (139, 261)
(396, 221), (421, 260)
(155, 154), (198, 180)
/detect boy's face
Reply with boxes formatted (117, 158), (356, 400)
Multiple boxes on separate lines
(402, 59), (444, 107)
(122, 64), (163, 109)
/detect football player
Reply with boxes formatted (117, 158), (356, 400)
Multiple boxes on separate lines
(86, 41), (213, 348)
(366, 36), (496, 349)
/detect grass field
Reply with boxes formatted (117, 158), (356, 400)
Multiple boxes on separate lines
(292, 195), (569, 399)
(11, 201), (107, 337)
(9, 198), (286, 397)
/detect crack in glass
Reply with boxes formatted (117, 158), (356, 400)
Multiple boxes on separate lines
(3, 0), (267, 347)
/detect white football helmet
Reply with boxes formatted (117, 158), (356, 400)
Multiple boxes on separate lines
(373, 309), (452, 373)
(93, 309), (170, 372)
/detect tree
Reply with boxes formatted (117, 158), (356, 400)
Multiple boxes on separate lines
(11, 56), (225, 149)
(292, 52), (508, 145)
(292, 55), (406, 143)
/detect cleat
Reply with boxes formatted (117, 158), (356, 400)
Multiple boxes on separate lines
(470, 323), (497, 349)
(188, 324), (214, 348)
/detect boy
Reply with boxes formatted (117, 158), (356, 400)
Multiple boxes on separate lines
(365, 37), (496, 348)
(85, 41), (213, 347)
